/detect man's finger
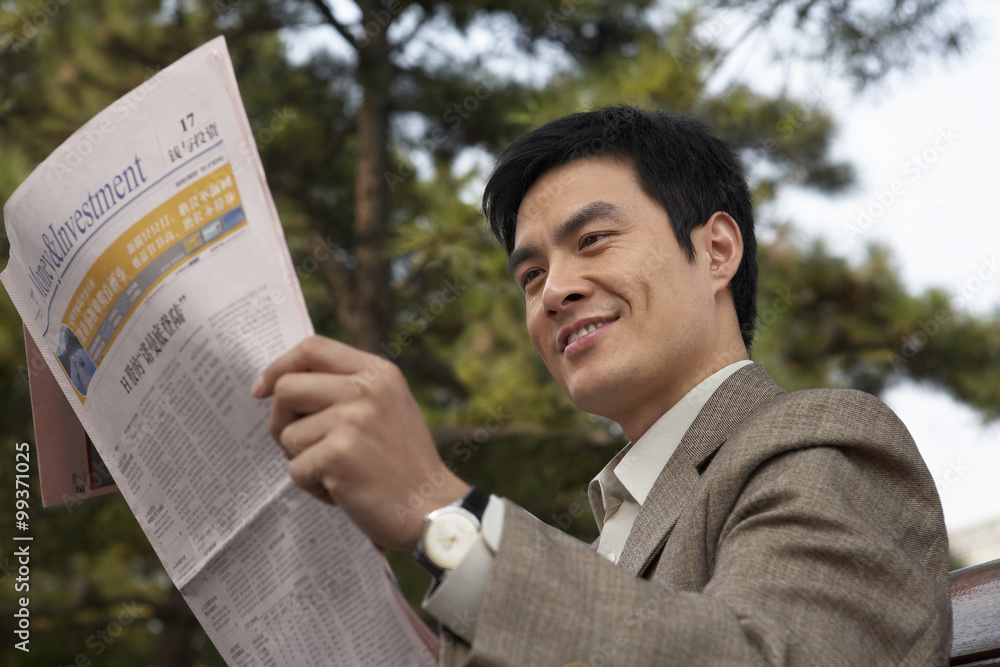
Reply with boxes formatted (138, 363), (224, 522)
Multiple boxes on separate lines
(277, 406), (343, 458)
(267, 372), (360, 443)
(251, 335), (373, 398)
(287, 438), (341, 504)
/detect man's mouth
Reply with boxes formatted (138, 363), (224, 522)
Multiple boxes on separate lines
(567, 322), (608, 346)
(560, 317), (617, 352)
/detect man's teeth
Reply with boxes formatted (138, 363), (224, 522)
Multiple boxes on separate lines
(567, 322), (607, 346)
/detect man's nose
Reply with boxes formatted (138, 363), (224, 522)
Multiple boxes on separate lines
(541, 261), (592, 316)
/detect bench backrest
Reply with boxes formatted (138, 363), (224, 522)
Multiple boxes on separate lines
(951, 558), (1000, 665)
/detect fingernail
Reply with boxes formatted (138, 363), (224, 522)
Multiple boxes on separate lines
(250, 376), (263, 397)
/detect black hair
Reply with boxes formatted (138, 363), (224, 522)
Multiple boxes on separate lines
(482, 106), (758, 350)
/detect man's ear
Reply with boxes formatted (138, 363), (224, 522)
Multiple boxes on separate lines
(705, 211), (743, 296)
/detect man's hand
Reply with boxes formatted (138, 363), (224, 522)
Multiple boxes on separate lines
(251, 335), (470, 552)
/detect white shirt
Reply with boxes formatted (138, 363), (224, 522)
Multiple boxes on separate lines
(588, 360), (753, 563)
(423, 360), (753, 642)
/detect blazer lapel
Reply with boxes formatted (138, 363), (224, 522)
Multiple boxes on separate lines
(616, 445), (699, 576)
(616, 364), (784, 577)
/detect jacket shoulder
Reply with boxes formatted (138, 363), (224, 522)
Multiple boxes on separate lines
(737, 386), (916, 452)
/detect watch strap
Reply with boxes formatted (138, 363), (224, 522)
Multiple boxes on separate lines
(415, 542), (445, 580)
(458, 486), (488, 519)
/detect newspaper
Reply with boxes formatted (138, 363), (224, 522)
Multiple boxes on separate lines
(1, 36), (436, 665)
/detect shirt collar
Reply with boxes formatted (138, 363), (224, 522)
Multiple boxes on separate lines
(588, 360), (753, 527)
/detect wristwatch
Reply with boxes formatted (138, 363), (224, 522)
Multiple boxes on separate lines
(415, 486), (489, 580)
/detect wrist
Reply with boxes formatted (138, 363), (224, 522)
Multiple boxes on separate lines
(401, 475), (471, 552)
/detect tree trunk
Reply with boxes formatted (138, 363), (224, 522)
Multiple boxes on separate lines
(158, 586), (200, 667)
(351, 0), (392, 354)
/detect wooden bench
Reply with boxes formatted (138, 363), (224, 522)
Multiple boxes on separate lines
(951, 558), (1000, 665)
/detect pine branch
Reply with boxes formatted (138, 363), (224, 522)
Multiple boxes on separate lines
(390, 6), (435, 54)
(0, 595), (162, 619)
(432, 424), (620, 450)
(308, 0), (361, 51)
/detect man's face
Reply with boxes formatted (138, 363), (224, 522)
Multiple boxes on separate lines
(509, 155), (720, 437)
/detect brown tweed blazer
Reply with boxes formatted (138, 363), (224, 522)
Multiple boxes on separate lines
(440, 363), (951, 666)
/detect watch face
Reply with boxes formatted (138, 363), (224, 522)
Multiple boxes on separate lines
(424, 508), (480, 570)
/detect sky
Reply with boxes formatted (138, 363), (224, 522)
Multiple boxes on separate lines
(751, 0), (1000, 532)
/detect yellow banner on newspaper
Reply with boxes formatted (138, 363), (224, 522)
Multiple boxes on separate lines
(56, 163), (246, 397)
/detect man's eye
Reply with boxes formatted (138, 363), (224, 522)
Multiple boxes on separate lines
(581, 233), (607, 247)
(521, 269), (542, 288)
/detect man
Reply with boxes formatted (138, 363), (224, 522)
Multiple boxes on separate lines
(251, 106), (951, 665)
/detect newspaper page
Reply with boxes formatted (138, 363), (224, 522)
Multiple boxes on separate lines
(1, 36), (436, 666)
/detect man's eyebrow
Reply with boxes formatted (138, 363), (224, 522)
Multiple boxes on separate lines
(507, 201), (620, 278)
(507, 244), (538, 278)
(554, 201), (619, 245)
